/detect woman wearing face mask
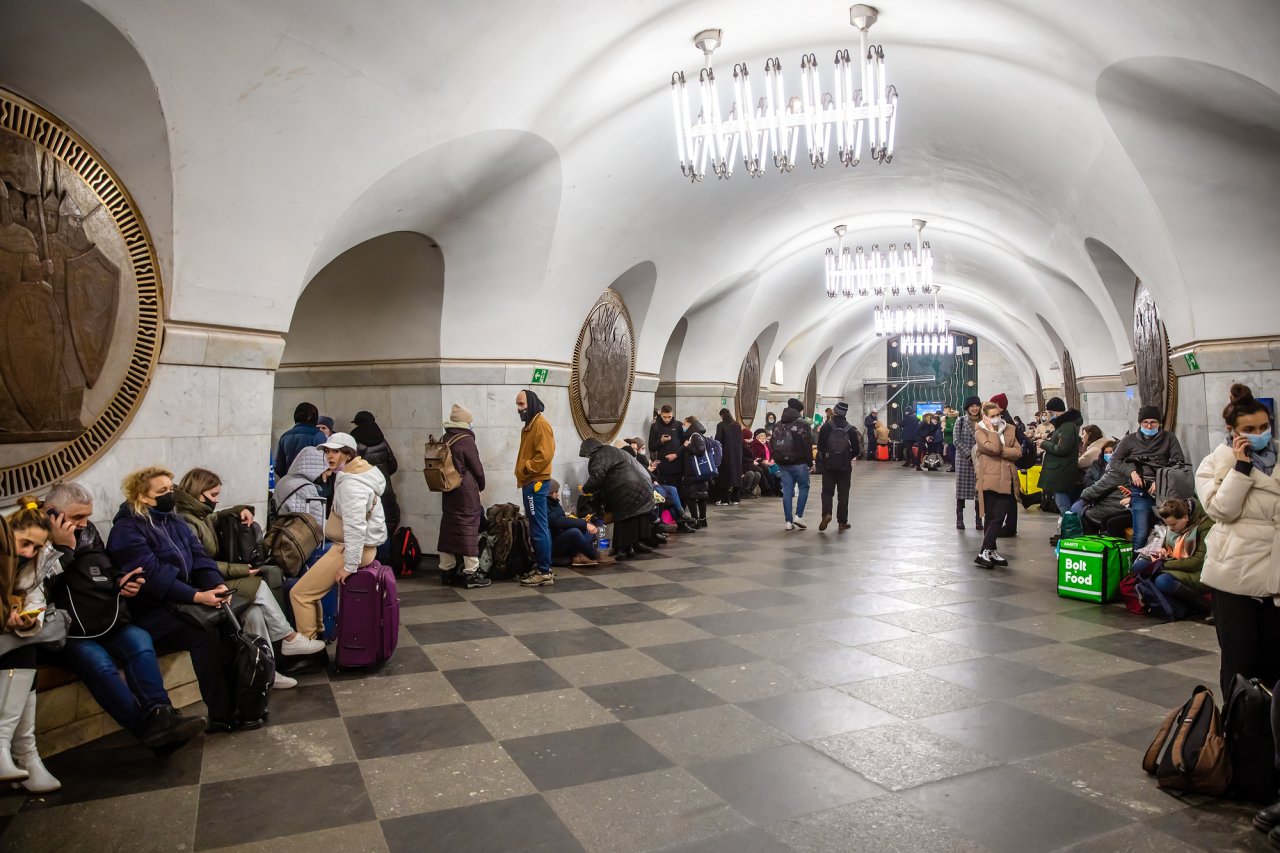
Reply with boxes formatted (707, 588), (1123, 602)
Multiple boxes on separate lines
(175, 469), (321, 677)
(1075, 439), (1132, 535)
(1195, 384), (1280, 699)
(972, 403), (1022, 568)
(953, 397), (984, 530)
(106, 468), (245, 732)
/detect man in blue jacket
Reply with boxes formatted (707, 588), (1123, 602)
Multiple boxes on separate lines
(274, 402), (325, 478)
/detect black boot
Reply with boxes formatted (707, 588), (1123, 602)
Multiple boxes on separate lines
(1167, 581), (1212, 619)
(955, 501), (965, 530)
(975, 511), (984, 530)
(1254, 799), (1280, 832)
(138, 706), (208, 753)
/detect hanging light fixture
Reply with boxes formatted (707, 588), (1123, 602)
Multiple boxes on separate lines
(899, 333), (955, 356)
(873, 287), (946, 337)
(826, 218), (932, 298)
(671, 4), (898, 181)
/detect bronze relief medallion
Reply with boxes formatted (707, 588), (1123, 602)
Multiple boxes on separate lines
(736, 342), (761, 428)
(0, 88), (162, 497)
(570, 289), (635, 442)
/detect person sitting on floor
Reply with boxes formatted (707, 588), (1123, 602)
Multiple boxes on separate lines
(43, 483), (207, 755)
(1131, 498), (1213, 620)
(580, 437), (657, 560)
(547, 480), (613, 567)
(1075, 440), (1134, 535)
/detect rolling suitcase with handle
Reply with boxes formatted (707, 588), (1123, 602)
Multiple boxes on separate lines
(335, 560), (400, 669)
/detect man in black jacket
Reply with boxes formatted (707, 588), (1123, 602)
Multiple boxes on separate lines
(648, 406), (686, 493)
(773, 401), (815, 530)
(863, 410), (878, 460)
(818, 402), (860, 531)
(43, 483), (207, 753)
(1110, 405), (1186, 550)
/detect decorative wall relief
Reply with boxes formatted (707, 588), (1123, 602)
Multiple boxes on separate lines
(803, 366), (818, 417)
(1133, 280), (1177, 429)
(570, 289), (635, 442)
(0, 89), (162, 497)
(735, 342), (761, 428)
(1061, 349), (1081, 411)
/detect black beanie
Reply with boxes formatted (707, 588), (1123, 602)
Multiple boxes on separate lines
(787, 397), (803, 412)
(1045, 397), (1066, 413)
(835, 402), (849, 416)
(963, 396), (982, 409)
(1138, 405), (1162, 423)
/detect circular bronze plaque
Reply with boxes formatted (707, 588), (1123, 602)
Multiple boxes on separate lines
(570, 289), (636, 443)
(735, 342), (761, 428)
(0, 88), (163, 497)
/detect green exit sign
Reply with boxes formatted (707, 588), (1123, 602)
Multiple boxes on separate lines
(1183, 352), (1200, 372)
(531, 368), (548, 384)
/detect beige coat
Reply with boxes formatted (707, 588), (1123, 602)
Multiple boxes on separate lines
(1078, 435), (1111, 470)
(1197, 443), (1280, 597)
(974, 422), (1022, 512)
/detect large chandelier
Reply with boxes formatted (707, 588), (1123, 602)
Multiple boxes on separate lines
(671, 5), (898, 181)
(899, 334), (955, 356)
(874, 295), (947, 337)
(826, 219), (932, 298)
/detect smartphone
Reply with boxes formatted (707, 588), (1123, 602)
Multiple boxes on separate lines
(214, 589), (234, 599)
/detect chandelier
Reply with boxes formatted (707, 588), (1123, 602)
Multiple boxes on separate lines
(826, 219), (932, 298)
(874, 295), (947, 337)
(899, 334), (955, 356)
(671, 5), (898, 181)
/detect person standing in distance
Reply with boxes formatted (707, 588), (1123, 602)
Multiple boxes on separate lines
(863, 409), (878, 461)
(515, 390), (556, 586)
(817, 402), (859, 532)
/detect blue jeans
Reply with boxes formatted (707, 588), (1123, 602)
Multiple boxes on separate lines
(522, 482), (552, 573)
(657, 485), (684, 514)
(1054, 492), (1074, 514)
(553, 529), (595, 559)
(1069, 499), (1087, 516)
(1130, 489), (1156, 552)
(58, 625), (171, 732)
(778, 464), (811, 523)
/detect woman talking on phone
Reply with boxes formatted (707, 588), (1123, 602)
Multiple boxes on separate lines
(107, 467), (247, 732)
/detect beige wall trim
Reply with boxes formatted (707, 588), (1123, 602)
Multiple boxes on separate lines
(161, 322), (286, 371)
(1076, 374), (1128, 393)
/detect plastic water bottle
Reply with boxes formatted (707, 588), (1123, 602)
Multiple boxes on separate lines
(267, 454), (276, 490)
(561, 482), (571, 505)
(597, 524), (610, 552)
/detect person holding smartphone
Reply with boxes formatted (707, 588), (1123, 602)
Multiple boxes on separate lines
(1109, 405), (1186, 551)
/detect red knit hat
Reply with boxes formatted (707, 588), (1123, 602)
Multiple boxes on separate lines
(989, 393), (1009, 410)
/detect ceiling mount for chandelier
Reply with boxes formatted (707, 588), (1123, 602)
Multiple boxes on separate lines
(671, 4), (898, 181)
(826, 218), (932, 299)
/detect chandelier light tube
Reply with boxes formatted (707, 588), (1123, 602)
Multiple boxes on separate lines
(826, 218), (933, 298)
(670, 5), (898, 181)
(899, 333), (955, 356)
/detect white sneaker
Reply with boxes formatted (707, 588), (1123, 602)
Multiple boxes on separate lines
(281, 634), (326, 656)
(990, 551), (1009, 566)
(792, 517), (808, 530)
(273, 672), (298, 689)
(785, 522), (795, 531)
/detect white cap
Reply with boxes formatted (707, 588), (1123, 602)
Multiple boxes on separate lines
(319, 432), (358, 452)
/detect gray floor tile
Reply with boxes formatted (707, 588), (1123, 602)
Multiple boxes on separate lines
(627, 704), (794, 764)
(916, 702), (1095, 761)
(765, 794), (991, 853)
(502, 723), (672, 790)
(380, 795), (584, 853)
(839, 672), (989, 719)
(741, 688), (900, 741)
(925, 656), (1070, 699)
(641, 637), (762, 671)
(686, 660), (827, 703)
(812, 723), (999, 791)
(2, 786), (199, 853)
(582, 674), (725, 720)
(361, 742), (537, 819)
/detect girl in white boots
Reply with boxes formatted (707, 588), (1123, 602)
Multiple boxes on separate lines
(0, 498), (66, 793)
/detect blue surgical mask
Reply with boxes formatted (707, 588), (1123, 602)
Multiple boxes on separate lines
(1246, 430), (1273, 451)
(1140, 427), (1159, 437)
(1103, 453), (1113, 463)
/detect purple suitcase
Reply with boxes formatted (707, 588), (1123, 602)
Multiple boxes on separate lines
(335, 560), (400, 669)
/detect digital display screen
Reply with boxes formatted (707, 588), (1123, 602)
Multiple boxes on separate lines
(915, 401), (943, 417)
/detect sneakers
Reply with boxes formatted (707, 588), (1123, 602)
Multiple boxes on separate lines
(784, 522), (795, 531)
(990, 551), (1009, 567)
(819, 515), (832, 532)
(974, 550), (995, 569)
(273, 672), (298, 690)
(463, 573), (492, 588)
(792, 517), (807, 530)
(281, 634), (326, 656)
(520, 571), (555, 587)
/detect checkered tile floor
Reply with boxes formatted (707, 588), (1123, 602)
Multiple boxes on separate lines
(1, 465), (1266, 852)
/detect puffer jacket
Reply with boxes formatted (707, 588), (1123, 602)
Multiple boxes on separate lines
(333, 458), (389, 573)
(1039, 409), (1083, 493)
(107, 503), (224, 631)
(173, 488), (263, 600)
(1197, 443), (1280, 597)
(580, 438), (656, 522)
(973, 421), (1022, 509)
(8, 544), (63, 636)
(275, 446), (327, 528)
(1079, 436), (1111, 471)
(1079, 458), (1135, 524)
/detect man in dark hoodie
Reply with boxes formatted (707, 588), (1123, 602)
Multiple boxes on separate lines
(772, 399), (815, 530)
(274, 402), (325, 478)
(1038, 397), (1084, 543)
(863, 409), (878, 461)
(1110, 405), (1186, 551)
(899, 409), (920, 466)
(817, 402), (859, 531)
(515, 389), (556, 585)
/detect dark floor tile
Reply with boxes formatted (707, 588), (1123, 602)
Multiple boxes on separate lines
(1073, 632), (1208, 666)
(747, 570), (827, 588)
(517, 626), (629, 659)
(397, 587), (466, 608)
(619, 582), (703, 602)
(583, 673), (725, 720)
(917, 702), (1096, 761)
(381, 793), (584, 853)
(684, 609), (794, 637)
(930, 624), (1056, 654)
(937, 599), (1040, 623)
(330, 645), (439, 680)
(574, 602), (670, 626)
(539, 575), (607, 593)
(1109, 725), (1162, 753)
(741, 688), (899, 740)
(652, 566), (731, 582)
(1062, 605), (1154, 630)
(471, 595), (565, 616)
(263, 682), (341, 727)
(717, 589), (808, 610)
(689, 742), (884, 823)
(194, 762), (375, 849)
(689, 552), (752, 566)
(1145, 799), (1273, 852)
(345, 703), (493, 759)
(1090, 667), (1210, 708)
(902, 765), (1129, 853)
(407, 617), (507, 645)
(925, 657), (1069, 699)
(641, 637), (761, 672)
(444, 660), (572, 701)
(30, 729), (203, 808)
(502, 723), (672, 790)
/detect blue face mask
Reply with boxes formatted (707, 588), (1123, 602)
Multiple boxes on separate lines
(1103, 453), (1113, 463)
(1140, 427), (1159, 437)
(1246, 430), (1273, 451)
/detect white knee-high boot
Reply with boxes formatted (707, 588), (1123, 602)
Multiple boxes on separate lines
(0, 669), (30, 782)
(11, 678), (60, 793)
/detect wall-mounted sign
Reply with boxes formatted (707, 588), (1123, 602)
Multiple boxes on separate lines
(1183, 352), (1200, 372)
(531, 368), (549, 384)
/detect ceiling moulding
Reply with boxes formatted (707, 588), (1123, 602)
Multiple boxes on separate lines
(1168, 337), (1280, 376)
(1075, 374), (1128, 393)
(273, 359), (573, 388)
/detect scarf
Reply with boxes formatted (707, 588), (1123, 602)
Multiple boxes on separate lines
(1226, 433), (1277, 475)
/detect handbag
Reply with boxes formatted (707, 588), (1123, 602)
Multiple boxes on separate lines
(169, 594), (253, 634)
(0, 609), (70, 656)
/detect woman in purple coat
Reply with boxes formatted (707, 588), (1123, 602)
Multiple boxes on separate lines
(437, 404), (488, 587)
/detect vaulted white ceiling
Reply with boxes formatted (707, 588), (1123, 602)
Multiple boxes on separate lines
(9, 0), (1279, 395)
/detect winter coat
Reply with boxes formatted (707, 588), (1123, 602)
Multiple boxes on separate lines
(274, 422), (325, 478)
(1079, 436), (1110, 471)
(580, 438), (656, 522)
(875, 422), (890, 445)
(900, 413), (920, 443)
(943, 414), (958, 444)
(275, 446), (327, 529)
(1160, 502), (1214, 590)
(106, 503), (224, 633)
(6, 544), (63, 637)
(332, 458), (389, 572)
(355, 437), (400, 532)
(173, 488), (263, 600)
(1197, 443), (1280, 597)
(714, 418), (744, 489)
(549, 499), (591, 536)
(1039, 409), (1083, 493)
(954, 414), (980, 501)
(864, 413), (878, 433)
(817, 416), (860, 472)
(1080, 458), (1135, 525)
(515, 398), (555, 487)
(684, 428), (712, 500)
(973, 421), (1022, 510)
(750, 437), (772, 463)
(1112, 428), (1186, 488)
(648, 418), (685, 480)
(774, 408), (814, 465)
(439, 427), (487, 557)
(917, 419), (942, 448)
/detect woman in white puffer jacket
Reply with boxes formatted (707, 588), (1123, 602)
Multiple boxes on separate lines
(1196, 383), (1280, 698)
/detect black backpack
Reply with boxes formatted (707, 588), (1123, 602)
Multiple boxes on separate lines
(503, 517), (535, 580)
(220, 602), (274, 724)
(388, 527), (422, 578)
(824, 427), (855, 472)
(1223, 675), (1279, 803)
(771, 423), (805, 465)
(215, 513), (264, 566)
